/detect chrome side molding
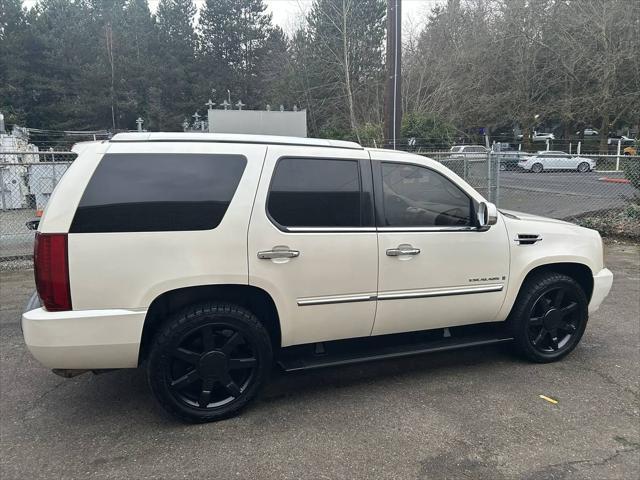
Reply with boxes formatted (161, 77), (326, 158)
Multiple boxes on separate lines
(297, 293), (376, 306)
(297, 284), (503, 306)
(377, 284), (503, 301)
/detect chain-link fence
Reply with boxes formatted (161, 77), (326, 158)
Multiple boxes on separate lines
(418, 150), (639, 217)
(1, 149), (638, 270)
(1, 152), (76, 269)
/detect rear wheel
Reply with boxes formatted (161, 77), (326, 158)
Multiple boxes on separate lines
(499, 163), (507, 171)
(531, 162), (543, 173)
(147, 303), (272, 423)
(577, 161), (590, 173)
(508, 273), (588, 363)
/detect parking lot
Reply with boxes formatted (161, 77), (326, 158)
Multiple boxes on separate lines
(0, 242), (638, 479)
(497, 171), (635, 218)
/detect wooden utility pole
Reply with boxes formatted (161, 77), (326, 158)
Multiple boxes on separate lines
(384, 0), (402, 149)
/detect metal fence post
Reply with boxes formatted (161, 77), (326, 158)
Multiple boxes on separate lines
(0, 168), (5, 210)
(495, 152), (500, 207)
(487, 152), (492, 203)
(463, 156), (469, 182)
(616, 140), (621, 171)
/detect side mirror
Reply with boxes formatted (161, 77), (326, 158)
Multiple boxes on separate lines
(477, 201), (498, 228)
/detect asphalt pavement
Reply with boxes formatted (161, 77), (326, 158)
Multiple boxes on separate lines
(0, 243), (639, 479)
(498, 171), (635, 218)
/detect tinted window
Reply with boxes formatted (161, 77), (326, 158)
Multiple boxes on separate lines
(268, 158), (362, 227)
(71, 153), (246, 233)
(380, 162), (472, 227)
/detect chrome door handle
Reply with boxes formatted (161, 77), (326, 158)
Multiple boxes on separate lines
(386, 244), (420, 256)
(257, 249), (300, 260)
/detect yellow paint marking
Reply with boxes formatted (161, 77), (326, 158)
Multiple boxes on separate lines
(539, 395), (558, 404)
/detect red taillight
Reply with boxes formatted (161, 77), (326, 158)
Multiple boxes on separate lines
(34, 233), (72, 311)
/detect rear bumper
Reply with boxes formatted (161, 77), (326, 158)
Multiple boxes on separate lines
(589, 268), (613, 314)
(22, 307), (146, 369)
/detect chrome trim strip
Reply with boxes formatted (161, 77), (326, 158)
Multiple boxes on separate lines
(297, 293), (376, 306)
(287, 227), (377, 232)
(377, 226), (478, 232)
(378, 284), (503, 301)
(297, 284), (503, 306)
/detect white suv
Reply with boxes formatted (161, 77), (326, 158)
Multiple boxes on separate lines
(23, 133), (613, 423)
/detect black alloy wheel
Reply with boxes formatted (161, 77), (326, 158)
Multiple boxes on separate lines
(169, 324), (258, 409)
(509, 273), (588, 363)
(148, 303), (272, 423)
(527, 286), (581, 354)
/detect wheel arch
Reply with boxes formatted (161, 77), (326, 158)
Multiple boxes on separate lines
(138, 284), (281, 366)
(507, 262), (594, 318)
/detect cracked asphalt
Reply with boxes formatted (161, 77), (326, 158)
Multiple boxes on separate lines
(1, 243), (638, 479)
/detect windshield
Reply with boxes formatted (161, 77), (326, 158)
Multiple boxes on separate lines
(450, 146), (463, 152)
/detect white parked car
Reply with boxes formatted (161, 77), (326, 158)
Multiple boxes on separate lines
(449, 145), (488, 160)
(532, 132), (555, 141)
(518, 151), (596, 173)
(22, 133), (613, 423)
(607, 135), (635, 145)
(581, 128), (599, 136)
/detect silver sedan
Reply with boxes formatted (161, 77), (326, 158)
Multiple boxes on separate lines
(518, 151), (596, 173)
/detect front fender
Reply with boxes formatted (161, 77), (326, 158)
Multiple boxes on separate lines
(496, 218), (603, 321)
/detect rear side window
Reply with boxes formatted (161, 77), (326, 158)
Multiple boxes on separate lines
(267, 158), (363, 228)
(70, 153), (246, 233)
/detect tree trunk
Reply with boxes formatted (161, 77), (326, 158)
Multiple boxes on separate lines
(342, 0), (359, 142)
(599, 113), (609, 153)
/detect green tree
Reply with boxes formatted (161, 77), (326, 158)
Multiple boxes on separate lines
(301, 0), (386, 139)
(156, 0), (198, 129)
(401, 112), (456, 150)
(0, 0), (29, 125)
(258, 26), (291, 109)
(197, 0), (273, 108)
(117, 0), (159, 129)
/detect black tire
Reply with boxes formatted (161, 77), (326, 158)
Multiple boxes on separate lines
(508, 272), (588, 363)
(499, 163), (507, 171)
(147, 303), (273, 423)
(577, 161), (590, 173)
(531, 162), (543, 173)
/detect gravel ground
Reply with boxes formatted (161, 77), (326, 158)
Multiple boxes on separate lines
(0, 243), (638, 480)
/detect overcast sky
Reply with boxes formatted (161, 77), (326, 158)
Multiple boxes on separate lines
(21, 0), (440, 37)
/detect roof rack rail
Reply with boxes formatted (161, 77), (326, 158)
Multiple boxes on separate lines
(110, 132), (363, 150)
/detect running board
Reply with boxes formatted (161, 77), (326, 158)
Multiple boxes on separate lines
(278, 325), (513, 372)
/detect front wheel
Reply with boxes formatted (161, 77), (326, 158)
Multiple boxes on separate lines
(508, 273), (589, 363)
(147, 303), (273, 423)
(499, 163), (507, 171)
(577, 161), (590, 173)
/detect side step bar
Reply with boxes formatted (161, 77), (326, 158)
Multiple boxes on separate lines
(278, 325), (513, 372)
